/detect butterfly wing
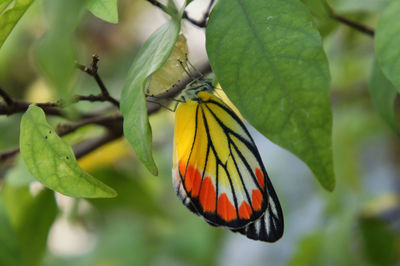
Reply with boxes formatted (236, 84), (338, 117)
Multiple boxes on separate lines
(232, 178), (284, 242)
(173, 91), (283, 241)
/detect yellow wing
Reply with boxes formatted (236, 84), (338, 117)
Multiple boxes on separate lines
(173, 91), (283, 241)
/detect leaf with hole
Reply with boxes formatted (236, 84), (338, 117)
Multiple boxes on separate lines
(20, 105), (117, 198)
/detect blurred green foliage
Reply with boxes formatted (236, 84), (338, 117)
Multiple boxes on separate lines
(0, 0), (399, 266)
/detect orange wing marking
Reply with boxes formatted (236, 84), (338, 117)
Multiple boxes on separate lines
(199, 177), (217, 212)
(238, 201), (252, 219)
(217, 193), (237, 222)
(251, 189), (263, 210)
(255, 168), (265, 188)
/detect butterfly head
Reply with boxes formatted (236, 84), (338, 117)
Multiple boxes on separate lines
(179, 78), (215, 102)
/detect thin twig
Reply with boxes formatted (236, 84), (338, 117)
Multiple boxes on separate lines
(183, 0), (214, 28)
(75, 94), (115, 103)
(332, 13), (375, 37)
(0, 88), (14, 105)
(76, 55), (120, 107)
(324, 1), (375, 37)
(146, 0), (214, 28)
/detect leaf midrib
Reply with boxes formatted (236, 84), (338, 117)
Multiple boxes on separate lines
(235, 0), (323, 169)
(28, 118), (99, 191)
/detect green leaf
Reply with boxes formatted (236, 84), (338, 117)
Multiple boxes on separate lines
(368, 60), (398, 133)
(36, 0), (86, 102)
(120, 19), (181, 175)
(375, 0), (400, 93)
(2, 185), (57, 266)
(87, 0), (118, 24)
(20, 105), (117, 198)
(206, 0), (334, 190)
(0, 0), (35, 49)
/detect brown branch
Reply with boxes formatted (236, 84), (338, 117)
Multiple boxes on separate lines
(0, 100), (64, 116)
(0, 96), (113, 117)
(0, 62), (212, 171)
(0, 113), (123, 162)
(75, 94), (116, 104)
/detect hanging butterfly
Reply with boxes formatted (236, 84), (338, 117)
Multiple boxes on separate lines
(172, 79), (284, 242)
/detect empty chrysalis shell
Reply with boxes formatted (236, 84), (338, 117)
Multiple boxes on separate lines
(146, 34), (188, 96)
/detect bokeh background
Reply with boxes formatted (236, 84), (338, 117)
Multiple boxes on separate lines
(0, 0), (399, 265)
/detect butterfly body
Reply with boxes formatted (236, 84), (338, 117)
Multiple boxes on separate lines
(173, 84), (284, 242)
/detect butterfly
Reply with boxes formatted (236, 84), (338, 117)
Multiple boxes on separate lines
(172, 79), (284, 242)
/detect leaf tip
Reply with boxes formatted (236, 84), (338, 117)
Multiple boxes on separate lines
(322, 177), (336, 192)
(148, 162), (159, 176)
(92, 185), (118, 198)
(105, 189), (118, 198)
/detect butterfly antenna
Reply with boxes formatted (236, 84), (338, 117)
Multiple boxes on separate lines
(178, 58), (196, 80)
(186, 59), (204, 79)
